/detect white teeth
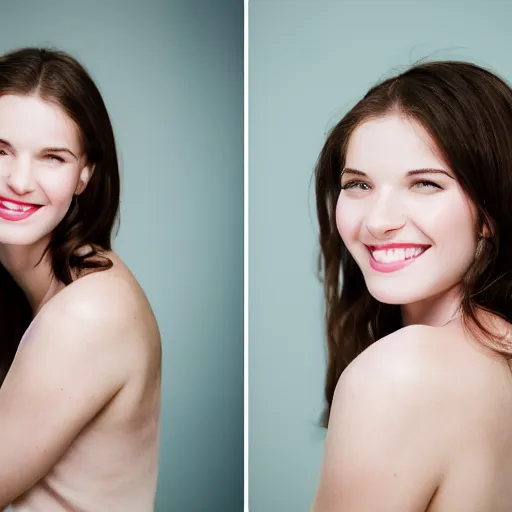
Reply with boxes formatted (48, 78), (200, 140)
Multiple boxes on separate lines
(0, 200), (33, 212)
(371, 247), (425, 263)
(405, 247), (416, 259)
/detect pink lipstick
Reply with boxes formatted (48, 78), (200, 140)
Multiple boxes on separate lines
(366, 243), (430, 274)
(0, 196), (41, 222)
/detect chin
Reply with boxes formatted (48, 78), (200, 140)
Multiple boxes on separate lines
(0, 211), (67, 247)
(364, 280), (432, 306)
(0, 228), (52, 247)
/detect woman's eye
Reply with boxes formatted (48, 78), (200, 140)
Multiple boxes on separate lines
(413, 180), (441, 189)
(44, 154), (64, 163)
(0, 149), (8, 156)
(341, 181), (370, 191)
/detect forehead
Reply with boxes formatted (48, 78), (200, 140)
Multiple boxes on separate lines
(0, 94), (80, 151)
(345, 114), (446, 172)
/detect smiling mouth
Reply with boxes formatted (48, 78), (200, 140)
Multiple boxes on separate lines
(367, 245), (430, 263)
(0, 197), (43, 211)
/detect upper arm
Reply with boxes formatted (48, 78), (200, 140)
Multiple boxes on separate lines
(0, 281), (132, 505)
(313, 327), (449, 512)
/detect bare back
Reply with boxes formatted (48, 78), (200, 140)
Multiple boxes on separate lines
(10, 253), (162, 512)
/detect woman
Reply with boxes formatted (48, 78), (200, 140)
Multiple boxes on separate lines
(313, 61), (512, 511)
(0, 48), (161, 511)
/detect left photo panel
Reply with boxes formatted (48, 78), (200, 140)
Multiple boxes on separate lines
(0, 1), (243, 511)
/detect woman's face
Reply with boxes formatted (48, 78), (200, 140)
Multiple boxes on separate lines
(0, 94), (92, 246)
(335, 113), (479, 305)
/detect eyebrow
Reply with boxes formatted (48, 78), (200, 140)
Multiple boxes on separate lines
(0, 138), (78, 160)
(341, 167), (455, 179)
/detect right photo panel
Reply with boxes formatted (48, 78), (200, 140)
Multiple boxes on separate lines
(249, 1), (512, 511)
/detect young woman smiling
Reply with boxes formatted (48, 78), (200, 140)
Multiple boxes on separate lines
(313, 61), (512, 511)
(0, 48), (161, 511)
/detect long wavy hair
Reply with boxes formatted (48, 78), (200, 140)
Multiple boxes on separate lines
(0, 47), (120, 379)
(315, 60), (512, 426)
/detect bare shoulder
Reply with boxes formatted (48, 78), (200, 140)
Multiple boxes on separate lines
(316, 325), (455, 510)
(35, 251), (161, 364)
(53, 251), (154, 316)
(334, 325), (449, 418)
(336, 322), (511, 426)
(314, 325), (512, 512)
(316, 325), (512, 511)
(0, 255), (161, 503)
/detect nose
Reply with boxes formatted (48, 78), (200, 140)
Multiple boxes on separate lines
(364, 189), (405, 239)
(6, 157), (36, 196)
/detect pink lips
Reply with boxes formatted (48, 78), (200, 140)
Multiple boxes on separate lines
(0, 196), (42, 222)
(366, 243), (430, 273)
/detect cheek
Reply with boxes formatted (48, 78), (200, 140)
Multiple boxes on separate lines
(335, 195), (362, 243)
(40, 173), (79, 206)
(408, 192), (477, 250)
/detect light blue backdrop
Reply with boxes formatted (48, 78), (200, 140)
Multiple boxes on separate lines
(0, 0), (243, 511)
(249, 0), (512, 510)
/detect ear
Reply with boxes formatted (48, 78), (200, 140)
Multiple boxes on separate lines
(74, 163), (94, 195)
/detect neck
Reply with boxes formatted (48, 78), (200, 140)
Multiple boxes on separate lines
(0, 236), (63, 315)
(401, 284), (462, 327)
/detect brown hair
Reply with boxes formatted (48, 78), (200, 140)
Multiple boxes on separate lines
(315, 60), (512, 426)
(0, 47), (121, 377)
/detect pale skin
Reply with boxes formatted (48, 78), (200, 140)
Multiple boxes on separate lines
(312, 113), (512, 511)
(0, 95), (161, 511)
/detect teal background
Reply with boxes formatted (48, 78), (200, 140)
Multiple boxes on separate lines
(249, 0), (512, 510)
(0, 1), (243, 511)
